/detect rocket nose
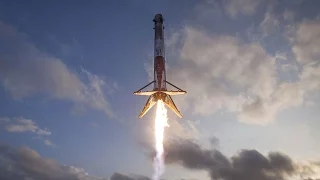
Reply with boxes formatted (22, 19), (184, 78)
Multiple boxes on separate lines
(154, 14), (164, 23)
(155, 13), (162, 18)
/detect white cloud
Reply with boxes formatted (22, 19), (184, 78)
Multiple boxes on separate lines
(166, 27), (281, 124)
(286, 19), (320, 102)
(291, 20), (320, 65)
(2, 116), (58, 147)
(0, 21), (116, 117)
(163, 19), (320, 125)
(43, 139), (53, 146)
(275, 52), (288, 61)
(139, 2), (320, 126)
(281, 63), (299, 73)
(153, 2), (319, 125)
(283, 9), (295, 21)
(5, 117), (51, 135)
(224, 0), (261, 18)
(32, 136), (57, 147)
(300, 62), (320, 94)
(260, 9), (280, 36)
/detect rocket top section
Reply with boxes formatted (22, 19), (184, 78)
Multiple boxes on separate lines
(153, 14), (164, 39)
(153, 14), (164, 24)
(153, 14), (165, 57)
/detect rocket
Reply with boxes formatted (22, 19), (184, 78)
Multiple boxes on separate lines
(134, 14), (186, 118)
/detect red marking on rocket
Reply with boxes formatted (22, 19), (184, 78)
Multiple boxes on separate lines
(133, 14), (187, 118)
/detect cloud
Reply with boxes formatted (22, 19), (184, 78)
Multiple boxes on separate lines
(162, 14), (320, 125)
(3, 117), (51, 136)
(1, 116), (57, 147)
(224, 0), (261, 18)
(0, 144), (151, 180)
(33, 136), (57, 147)
(209, 136), (220, 148)
(163, 138), (320, 180)
(167, 27), (281, 124)
(2, 140), (317, 180)
(283, 9), (295, 21)
(291, 20), (320, 65)
(110, 173), (150, 180)
(143, 2), (320, 126)
(259, 9), (280, 36)
(191, 0), (261, 25)
(0, 21), (116, 117)
(44, 139), (54, 147)
(288, 19), (320, 98)
(110, 172), (196, 180)
(0, 144), (107, 180)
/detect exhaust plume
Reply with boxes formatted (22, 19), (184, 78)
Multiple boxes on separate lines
(153, 100), (169, 180)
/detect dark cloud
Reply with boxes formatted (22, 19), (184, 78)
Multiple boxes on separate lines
(0, 141), (319, 180)
(164, 139), (228, 170)
(163, 139), (319, 180)
(110, 172), (150, 180)
(110, 173), (193, 180)
(209, 136), (220, 148)
(0, 144), (106, 180)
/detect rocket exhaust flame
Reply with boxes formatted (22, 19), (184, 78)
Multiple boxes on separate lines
(153, 100), (169, 180)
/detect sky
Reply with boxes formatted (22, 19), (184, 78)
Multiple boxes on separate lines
(1, 0), (320, 180)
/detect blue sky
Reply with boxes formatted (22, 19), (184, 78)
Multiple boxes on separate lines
(1, 0), (320, 180)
